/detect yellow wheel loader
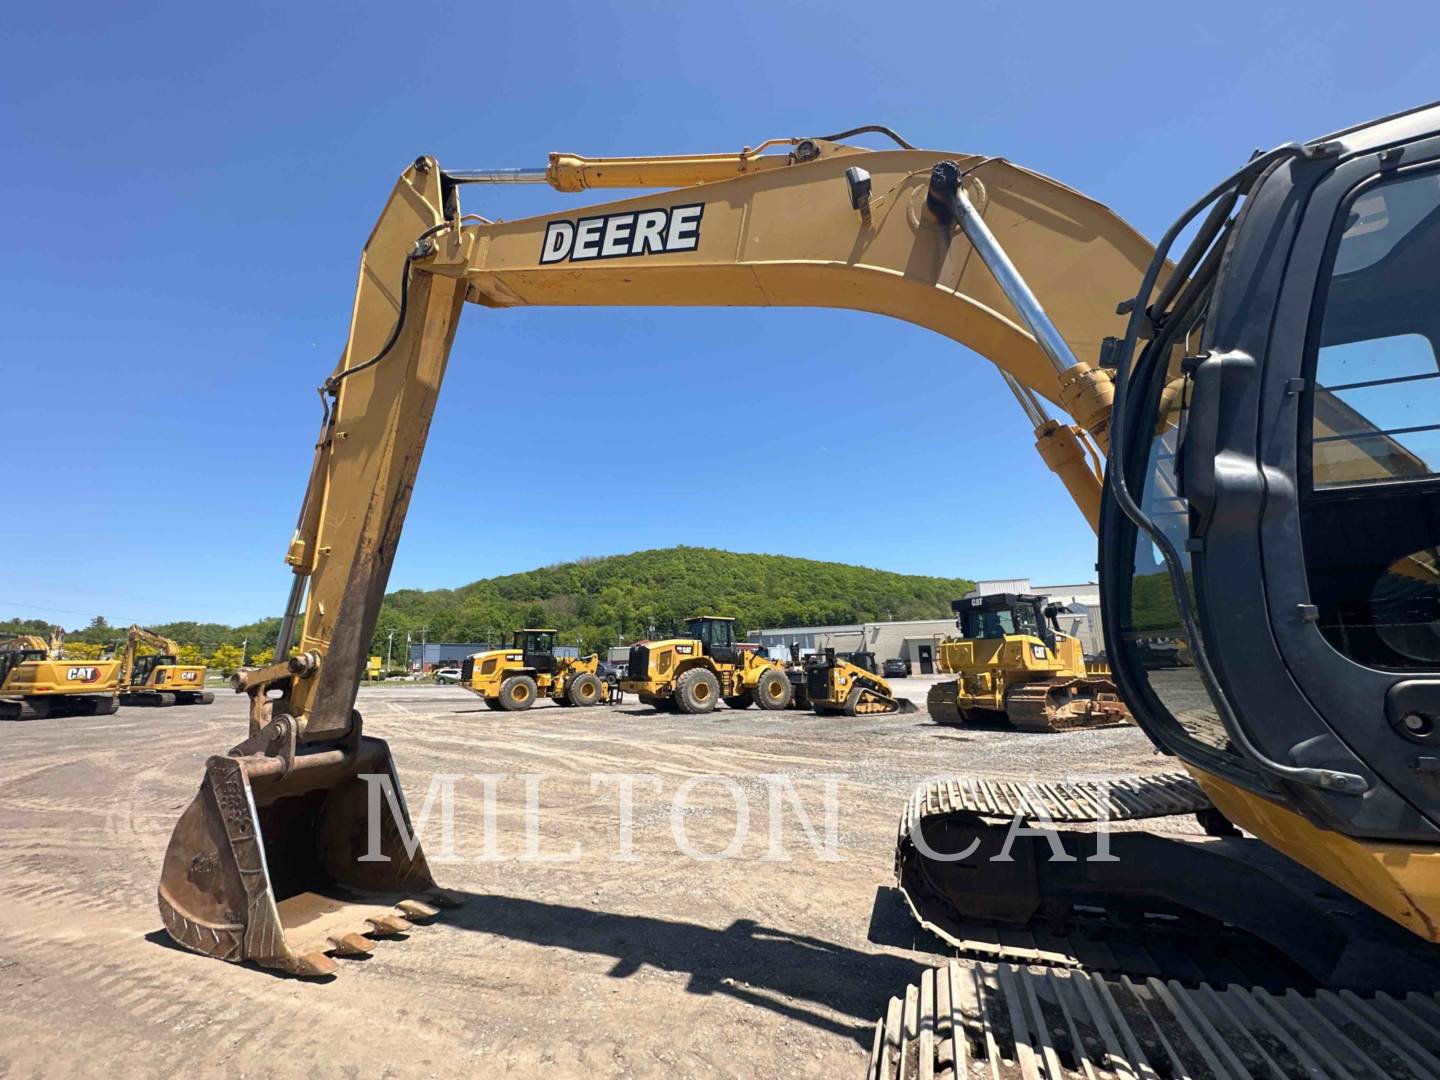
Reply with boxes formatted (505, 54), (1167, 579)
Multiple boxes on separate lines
(620, 616), (793, 714)
(801, 648), (916, 716)
(925, 592), (1128, 731)
(0, 629), (120, 720)
(459, 628), (611, 710)
(117, 625), (214, 707)
(157, 109), (1440, 1073)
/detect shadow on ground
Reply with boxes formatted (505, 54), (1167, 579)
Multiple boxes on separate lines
(441, 890), (934, 1045)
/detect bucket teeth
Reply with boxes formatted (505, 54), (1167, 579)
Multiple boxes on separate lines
(366, 914), (413, 935)
(328, 933), (376, 957)
(293, 952), (341, 977)
(396, 899), (440, 919)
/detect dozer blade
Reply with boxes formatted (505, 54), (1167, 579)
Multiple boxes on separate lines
(157, 718), (453, 977)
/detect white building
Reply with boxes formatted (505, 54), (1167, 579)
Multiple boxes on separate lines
(749, 618), (959, 675)
(750, 578), (1108, 672)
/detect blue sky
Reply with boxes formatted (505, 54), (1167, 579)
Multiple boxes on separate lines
(3, 1), (1437, 626)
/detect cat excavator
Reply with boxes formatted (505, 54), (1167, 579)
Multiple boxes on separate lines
(156, 107), (1440, 1074)
(0, 628), (120, 720)
(116, 625), (214, 707)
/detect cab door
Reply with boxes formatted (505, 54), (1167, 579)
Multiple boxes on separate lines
(1187, 127), (1440, 841)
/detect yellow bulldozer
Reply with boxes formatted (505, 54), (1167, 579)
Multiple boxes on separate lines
(0, 628), (119, 720)
(117, 625), (214, 707)
(621, 615), (793, 713)
(155, 108), (1440, 1074)
(460, 628), (611, 710)
(798, 648), (915, 716)
(925, 591), (1128, 731)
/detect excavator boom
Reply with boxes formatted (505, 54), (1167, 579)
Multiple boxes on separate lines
(159, 133), (1153, 974)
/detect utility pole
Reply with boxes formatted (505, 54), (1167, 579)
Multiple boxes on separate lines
(420, 626), (428, 672)
(385, 628), (395, 670)
(241, 637), (248, 666)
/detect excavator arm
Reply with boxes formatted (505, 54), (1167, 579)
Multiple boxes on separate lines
(162, 134), (1162, 975)
(2, 634), (52, 654)
(262, 138), (1151, 744)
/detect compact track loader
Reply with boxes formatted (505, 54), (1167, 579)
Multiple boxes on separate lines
(156, 110), (1440, 1076)
(117, 625), (214, 706)
(0, 630), (119, 720)
(925, 592), (1128, 731)
(801, 648), (915, 715)
(621, 616), (792, 713)
(460, 628), (611, 710)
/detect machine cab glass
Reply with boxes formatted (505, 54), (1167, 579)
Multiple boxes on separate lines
(687, 617), (738, 663)
(515, 629), (557, 673)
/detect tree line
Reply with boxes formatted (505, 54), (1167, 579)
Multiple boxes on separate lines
(3, 547), (974, 671)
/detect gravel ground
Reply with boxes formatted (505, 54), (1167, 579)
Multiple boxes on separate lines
(0, 677), (1176, 1078)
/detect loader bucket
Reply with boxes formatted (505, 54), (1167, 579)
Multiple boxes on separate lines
(894, 697), (919, 715)
(157, 725), (454, 976)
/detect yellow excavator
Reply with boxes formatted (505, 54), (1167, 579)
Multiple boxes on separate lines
(117, 625), (214, 707)
(156, 108), (1440, 1072)
(926, 591), (1129, 731)
(0, 628), (120, 720)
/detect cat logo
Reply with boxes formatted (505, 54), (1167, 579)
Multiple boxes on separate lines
(675, 645), (694, 655)
(540, 203), (703, 264)
(1030, 644), (1048, 660)
(507, 654), (523, 663)
(67, 666), (100, 683)
(181, 671), (198, 682)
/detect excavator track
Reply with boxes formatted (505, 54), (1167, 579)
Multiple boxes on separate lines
(868, 960), (1440, 1080)
(894, 773), (1440, 992)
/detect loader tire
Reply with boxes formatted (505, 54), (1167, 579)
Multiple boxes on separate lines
(753, 668), (793, 711)
(567, 672), (602, 707)
(485, 697), (504, 710)
(723, 691), (753, 710)
(498, 675), (538, 711)
(674, 668), (720, 714)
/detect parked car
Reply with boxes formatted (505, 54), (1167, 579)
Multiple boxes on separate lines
(433, 667), (463, 684)
(882, 658), (911, 678)
(596, 660), (623, 689)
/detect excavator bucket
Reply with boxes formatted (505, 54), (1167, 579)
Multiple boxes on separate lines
(157, 718), (456, 976)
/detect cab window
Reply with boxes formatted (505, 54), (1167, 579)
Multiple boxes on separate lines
(1302, 166), (1440, 670)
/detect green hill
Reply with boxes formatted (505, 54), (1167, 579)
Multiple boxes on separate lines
(5, 547), (973, 662)
(378, 546), (973, 654)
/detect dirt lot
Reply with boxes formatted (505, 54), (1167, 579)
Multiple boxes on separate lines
(0, 679), (1171, 1078)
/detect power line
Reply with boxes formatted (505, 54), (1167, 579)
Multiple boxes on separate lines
(0, 599), (109, 618)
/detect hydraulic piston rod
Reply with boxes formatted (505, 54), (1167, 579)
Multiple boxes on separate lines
(929, 160), (1116, 446)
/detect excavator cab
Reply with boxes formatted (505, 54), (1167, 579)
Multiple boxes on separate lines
(131, 653), (177, 685)
(1096, 105), (1440, 940)
(0, 646), (46, 681)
